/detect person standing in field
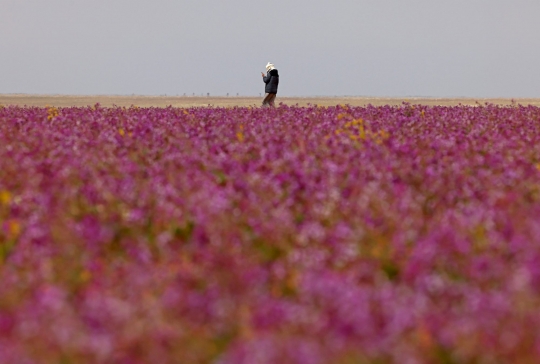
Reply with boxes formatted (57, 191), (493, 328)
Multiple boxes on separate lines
(261, 62), (279, 107)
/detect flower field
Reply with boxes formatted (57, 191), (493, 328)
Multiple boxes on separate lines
(2, 103), (540, 363)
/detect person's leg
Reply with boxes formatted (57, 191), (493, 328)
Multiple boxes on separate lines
(262, 93), (273, 107)
(269, 93), (277, 107)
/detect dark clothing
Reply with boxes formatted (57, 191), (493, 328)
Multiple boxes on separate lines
(263, 69), (279, 94)
(262, 93), (276, 107)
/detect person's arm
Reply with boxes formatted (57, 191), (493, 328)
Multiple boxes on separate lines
(262, 72), (270, 84)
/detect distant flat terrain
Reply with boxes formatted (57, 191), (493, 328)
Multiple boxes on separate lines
(2, 94), (540, 108)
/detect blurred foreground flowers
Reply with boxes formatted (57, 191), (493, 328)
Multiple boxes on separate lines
(2, 104), (540, 363)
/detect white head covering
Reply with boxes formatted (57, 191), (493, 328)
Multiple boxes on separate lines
(266, 62), (275, 72)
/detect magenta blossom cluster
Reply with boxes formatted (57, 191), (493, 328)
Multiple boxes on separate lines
(2, 104), (540, 363)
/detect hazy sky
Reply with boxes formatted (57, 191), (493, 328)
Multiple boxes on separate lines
(1, 0), (539, 97)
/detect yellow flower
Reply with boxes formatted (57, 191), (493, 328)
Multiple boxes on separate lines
(0, 190), (11, 205)
(118, 128), (125, 136)
(357, 126), (366, 140)
(47, 107), (59, 121)
(8, 220), (21, 238)
(79, 269), (92, 283)
(236, 132), (244, 142)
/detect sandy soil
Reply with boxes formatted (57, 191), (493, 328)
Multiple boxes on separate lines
(1, 94), (540, 108)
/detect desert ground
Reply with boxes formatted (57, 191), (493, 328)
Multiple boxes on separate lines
(2, 94), (540, 108)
